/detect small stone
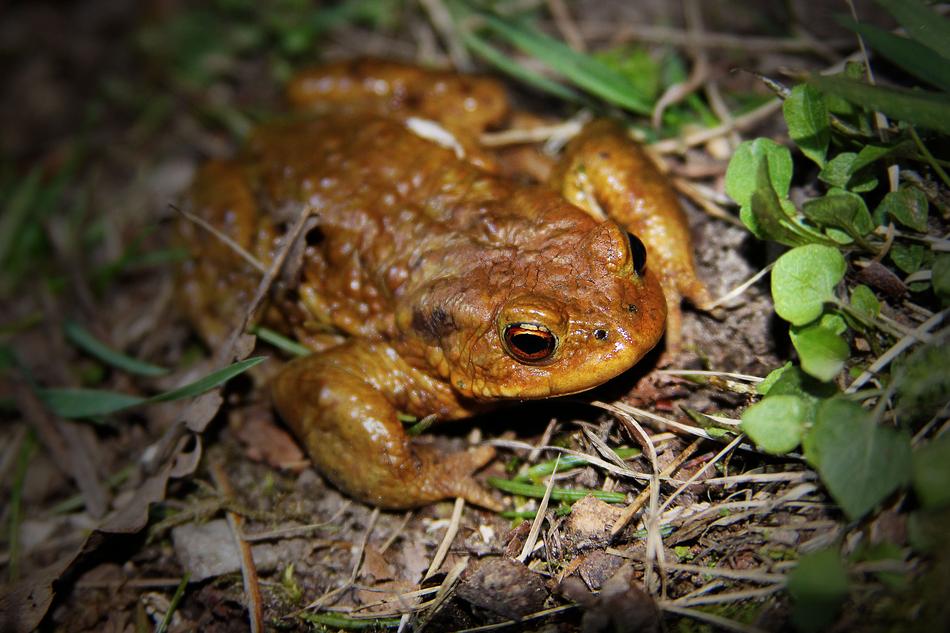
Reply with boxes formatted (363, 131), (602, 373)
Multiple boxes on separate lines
(562, 496), (624, 551)
(455, 557), (547, 620)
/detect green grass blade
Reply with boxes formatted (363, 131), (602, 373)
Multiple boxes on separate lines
(479, 13), (652, 114)
(147, 356), (267, 403)
(155, 573), (190, 633)
(40, 356), (267, 418)
(0, 167), (43, 267)
(65, 320), (170, 377)
(487, 476), (627, 503)
(251, 326), (311, 357)
(40, 388), (146, 419)
(515, 446), (641, 482)
(7, 432), (37, 582)
(875, 0), (950, 61)
(837, 17), (950, 93)
(808, 75), (950, 134)
(461, 30), (582, 103)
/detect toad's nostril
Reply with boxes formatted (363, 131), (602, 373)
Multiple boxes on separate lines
(594, 328), (608, 340)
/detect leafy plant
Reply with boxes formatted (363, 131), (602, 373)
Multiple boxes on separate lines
(729, 0), (950, 535)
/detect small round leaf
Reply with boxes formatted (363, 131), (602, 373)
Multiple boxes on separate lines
(725, 138), (793, 209)
(741, 394), (807, 454)
(771, 245), (846, 325)
(790, 323), (850, 382)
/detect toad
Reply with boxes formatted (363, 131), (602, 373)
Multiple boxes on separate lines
(178, 59), (709, 509)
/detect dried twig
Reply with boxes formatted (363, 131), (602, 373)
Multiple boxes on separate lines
(175, 205), (266, 274)
(547, 0), (586, 52)
(518, 455), (559, 563)
(651, 0), (710, 128)
(209, 457), (262, 633)
(303, 508), (380, 614)
(662, 602), (774, 632)
(846, 308), (948, 393)
(650, 99), (782, 155)
(610, 437), (704, 538)
(423, 498), (465, 582)
(420, 0), (473, 71)
(242, 501), (352, 542)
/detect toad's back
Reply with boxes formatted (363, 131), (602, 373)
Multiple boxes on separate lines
(182, 113), (641, 370)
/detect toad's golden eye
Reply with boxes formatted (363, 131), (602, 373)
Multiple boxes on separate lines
(502, 322), (557, 364)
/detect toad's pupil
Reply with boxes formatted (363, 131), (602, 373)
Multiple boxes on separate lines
(594, 329), (608, 340)
(503, 323), (557, 363)
(627, 232), (647, 276)
(511, 333), (550, 355)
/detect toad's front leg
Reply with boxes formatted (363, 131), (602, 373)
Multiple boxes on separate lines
(272, 340), (499, 510)
(551, 119), (711, 348)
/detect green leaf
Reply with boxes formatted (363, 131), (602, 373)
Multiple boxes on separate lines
(790, 322), (850, 382)
(819, 312), (848, 335)
(65, 321), (169, 377)
(818, 153), (856, 189)
(893, 342), (950, 417)
(740, 395), (807, 454)
(478, 14), (651, 113)
(932, 254), (950, 306)
(744, 157), (831, 247)
(771, 245), (847, 326)
(757, 361), (793, 396)
(852, 140), (914, 174)
(875, 0), (950, 61)
(838, 17), (950, 92)
(850, 285), (881, 319)
(808, 75), (950, 135)
(912, 433), (950, 509)
(889, 242), (926, 274)
(40, 356), (267, 419)
(761, 366), (837, 432)
(808, 398), (912, 520)
(788, 548), (850, 633)
(818, 152), (878, 192)
(875, 188), (929, 232)
(801, 192), (874, 240)
(725, 138), (793, 212)
(783, 84), (830, 166)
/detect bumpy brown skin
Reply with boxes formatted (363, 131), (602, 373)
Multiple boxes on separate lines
(178, 60), (705, 510)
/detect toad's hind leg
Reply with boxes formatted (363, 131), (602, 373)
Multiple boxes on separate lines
(272, 340), (499, 510)
(551, 119), (711, 348)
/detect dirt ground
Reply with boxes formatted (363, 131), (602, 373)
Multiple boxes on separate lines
(1, 1), (946, 632)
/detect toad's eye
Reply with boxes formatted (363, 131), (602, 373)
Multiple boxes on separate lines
(627, 233), (647, 276)
(503, 322), (557, 364)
